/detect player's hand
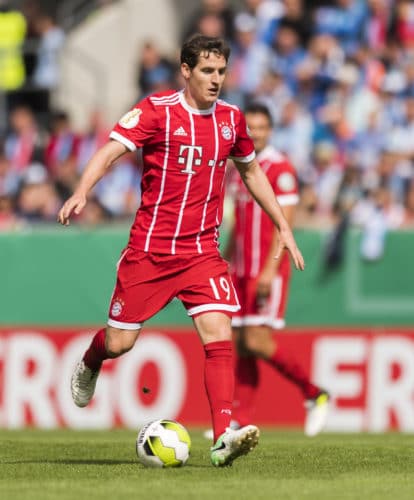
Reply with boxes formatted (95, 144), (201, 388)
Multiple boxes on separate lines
(57, 193), (87, 226)
(275, 226), (305, 271)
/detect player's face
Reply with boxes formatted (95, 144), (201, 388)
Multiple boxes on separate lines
(246, 112), (272, 153)
(181, 52), (227, 109)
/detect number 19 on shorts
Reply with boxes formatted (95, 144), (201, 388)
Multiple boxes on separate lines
(209, 277), (232, 301)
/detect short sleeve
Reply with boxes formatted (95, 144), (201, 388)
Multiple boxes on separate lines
(229, 111), (255, 163)
(109, 97), (159, 151)
(273, 160), (300, 206)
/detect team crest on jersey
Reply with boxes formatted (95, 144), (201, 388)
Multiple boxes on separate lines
(277, 172), (295, 192)
(111, 298), (124, 317)
(219, 122), (233, 140)
(119, 108), (142, 129)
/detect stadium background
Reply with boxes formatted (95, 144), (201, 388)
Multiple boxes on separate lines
(1, 0), (414, 433)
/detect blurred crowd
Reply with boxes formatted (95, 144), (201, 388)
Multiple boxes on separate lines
(2, 0), (414, 239)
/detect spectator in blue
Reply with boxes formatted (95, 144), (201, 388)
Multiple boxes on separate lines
(271, 98), (314, 178)
(264, 0), (311, 48)
(226, 12), (270, 98)
(353, 109), (387, 174)
(182, 0), (235, 43)
(93, 153), (142, 218)
(313, 0), (368, 55)
(32, 12), (65, 89)
(269, 19), (306, 93)
(240, 0), (285, 46)
(137, 41), (175, 98)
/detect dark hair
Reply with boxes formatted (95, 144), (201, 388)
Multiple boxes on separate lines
(244, 102), (273, 127)
(180, 34), (230, 69)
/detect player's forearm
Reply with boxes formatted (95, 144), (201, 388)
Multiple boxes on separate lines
(263, 229), (282, 274)
(238, 160), (290, 231)
(75, 140), (127, 197)
(263, 204), (295, 272)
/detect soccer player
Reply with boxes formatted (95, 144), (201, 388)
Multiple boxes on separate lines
(229, 103), (329, 436)
(57, 35), (305, 467)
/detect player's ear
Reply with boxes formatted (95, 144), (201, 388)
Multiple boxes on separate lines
(181, 62), (191, 80)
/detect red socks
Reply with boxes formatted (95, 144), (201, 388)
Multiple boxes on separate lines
(233, 346), (320, 427)
(267, 345), (320, 399)
(83, 329), (108, 371)
(204, 340), (234, 442)
(233, 355), (259, 427)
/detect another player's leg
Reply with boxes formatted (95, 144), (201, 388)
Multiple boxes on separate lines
(243, 326), (329, 436)
(232, 326), (260, 427)
(71, 326), (140, 407)
(193, 312), (259, 467)
(266, 339), (330, 437)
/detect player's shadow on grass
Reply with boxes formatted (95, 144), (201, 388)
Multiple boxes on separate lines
(3, 459), (210, 468)
(3, 459), (138, 465)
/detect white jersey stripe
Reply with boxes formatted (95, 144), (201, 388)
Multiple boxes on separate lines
(230, 110), (236, 148)
(251, 162), (271, 277)
(152, 97), (180, 107)
(236, 195), (246, 277)
(268, 276), (283, 320)
(145, 106), (171, 251)
(196, 112), (219, 253)
(250, 201), (261, 277)
(171, 111), (195, 254)
(150, 92), (180, 102)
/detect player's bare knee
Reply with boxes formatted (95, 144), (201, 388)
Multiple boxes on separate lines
(105, 326), (140, 357)
(193, 312), (232, 344)
(244, 334), (262, 354)
(244, 328), (270, 355)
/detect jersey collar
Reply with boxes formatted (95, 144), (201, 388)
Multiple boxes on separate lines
(179, 90), (216, 115)
(256, 145), (275, 162)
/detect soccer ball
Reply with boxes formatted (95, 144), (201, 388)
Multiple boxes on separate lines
(136, 419), (191, 468)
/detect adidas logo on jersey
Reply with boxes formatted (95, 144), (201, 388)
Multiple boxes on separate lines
(174, 126), (187, 136)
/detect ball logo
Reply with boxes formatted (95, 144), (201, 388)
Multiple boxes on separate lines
(111, 299), (124, 317)
(119, 108), (142, 129)
(221, 125), (232, 140)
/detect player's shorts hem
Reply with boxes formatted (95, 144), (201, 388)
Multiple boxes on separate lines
(232, 315), (285, 329)
(187, 304), (241, 316)
(107, 318), (142, 329)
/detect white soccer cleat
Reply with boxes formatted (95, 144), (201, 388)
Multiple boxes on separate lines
(210, 424), (259, 467)
(71, 360), (100, 407)
(203, 419), (240, 441)
(304, 391), (330, 437)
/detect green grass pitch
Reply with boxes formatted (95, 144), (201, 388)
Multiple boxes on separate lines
(1, 429), (414, 500)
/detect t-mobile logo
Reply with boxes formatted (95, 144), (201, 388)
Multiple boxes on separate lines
(178, 145), (203, 174)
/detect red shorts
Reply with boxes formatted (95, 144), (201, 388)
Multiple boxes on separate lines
(107, 248), (240, 329)
(232, 269), (290, 330)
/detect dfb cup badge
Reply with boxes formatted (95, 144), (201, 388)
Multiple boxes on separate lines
(119, 108), (142, 129)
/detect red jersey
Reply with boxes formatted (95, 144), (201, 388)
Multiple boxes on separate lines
(110, 90), (255, 254)
(232, 145), (299, 278)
